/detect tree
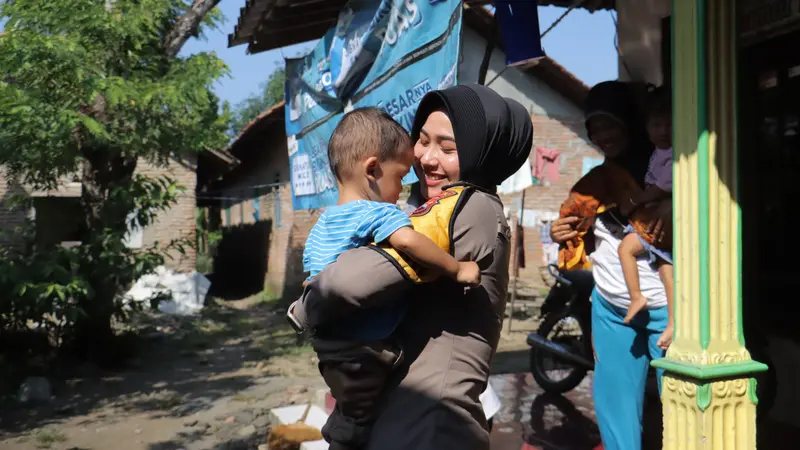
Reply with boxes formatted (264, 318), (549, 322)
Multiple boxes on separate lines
(229, 67), (285, 136)
(0, 0), (229, 361)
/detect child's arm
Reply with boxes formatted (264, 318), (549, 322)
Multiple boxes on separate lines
(624, 185), (670, 216)
(388, 227), (481, 286)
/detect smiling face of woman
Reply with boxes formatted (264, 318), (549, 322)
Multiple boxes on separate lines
(414, 110), (460, 199)
(588, 114), (629, 158)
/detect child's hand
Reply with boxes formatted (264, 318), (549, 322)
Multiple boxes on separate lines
(456, 261), (481, 286)
(657, 324), (674, 350)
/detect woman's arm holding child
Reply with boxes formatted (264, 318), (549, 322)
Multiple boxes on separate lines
(388, 228), (481, 286)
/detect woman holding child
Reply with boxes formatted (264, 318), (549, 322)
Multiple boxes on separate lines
(550, 80), (673, 450)
(293, 84), (533, 450)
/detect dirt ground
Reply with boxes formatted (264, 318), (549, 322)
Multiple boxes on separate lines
(0, 297), (325, 450)
(0, 279), (547, 450)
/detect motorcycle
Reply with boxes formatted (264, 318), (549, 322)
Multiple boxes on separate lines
(527, 264), (595, 393)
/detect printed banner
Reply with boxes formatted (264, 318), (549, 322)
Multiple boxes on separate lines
(285, 0), (463, 210)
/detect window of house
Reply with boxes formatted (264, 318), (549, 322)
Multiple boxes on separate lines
(33, 197), (84, 246)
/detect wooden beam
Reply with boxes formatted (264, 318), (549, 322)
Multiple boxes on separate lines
(248, 18), (336, 53)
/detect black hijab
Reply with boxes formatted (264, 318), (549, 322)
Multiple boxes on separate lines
(410, 84), (534, 193)
(584, 80), (653, 186)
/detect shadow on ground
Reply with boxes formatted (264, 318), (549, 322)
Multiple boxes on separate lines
(489, 367), (663, 449)
(0, 297), (312, 440)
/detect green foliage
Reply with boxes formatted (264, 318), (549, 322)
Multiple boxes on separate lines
(229, 67), (285, 136)
(0, 0), (228, 355)
(0, 175), (182, 342)
(207, 229), (223, 244)
(196, 253), (213, 274)
(0, 231), (89, 336)
(0, 0), (229, 188)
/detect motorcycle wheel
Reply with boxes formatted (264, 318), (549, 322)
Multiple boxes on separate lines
(529, 309), (591, 394)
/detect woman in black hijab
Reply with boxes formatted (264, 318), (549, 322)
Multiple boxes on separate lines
(550, 80), (671, 450)
(409, 84), (534, 198)
(297, 84), (532, 450)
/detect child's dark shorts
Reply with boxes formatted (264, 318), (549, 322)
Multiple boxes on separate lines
(312, 337), (403, 450)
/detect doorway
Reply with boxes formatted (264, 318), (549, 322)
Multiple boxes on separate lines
(739, 27), (800, 447)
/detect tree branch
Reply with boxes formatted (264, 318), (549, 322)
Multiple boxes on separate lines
(163, 0), (222, 58)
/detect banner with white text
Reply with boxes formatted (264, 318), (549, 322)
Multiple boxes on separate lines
(284, 0), (462, 210)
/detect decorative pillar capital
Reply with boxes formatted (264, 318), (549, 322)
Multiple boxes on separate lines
(653, 0), (766, 448)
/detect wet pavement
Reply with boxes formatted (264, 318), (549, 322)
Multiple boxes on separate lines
(488, 371), (663, 450)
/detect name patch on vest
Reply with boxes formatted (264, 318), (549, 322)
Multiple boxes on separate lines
(410, 189), (458, 217)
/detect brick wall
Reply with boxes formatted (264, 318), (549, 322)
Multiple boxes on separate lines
(138, 156), (198, 273)
(263, 184), (318, 300)
(0, 157), (198, 273)
(213, 124), (321, 301)
(217, 182), (320, 301)
(501, 114), (602, 286)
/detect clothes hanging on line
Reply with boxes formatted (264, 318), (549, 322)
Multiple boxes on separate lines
(533, 147), (561, 184)
(497, 157), (534, 195)
(493, 0), (546, 67)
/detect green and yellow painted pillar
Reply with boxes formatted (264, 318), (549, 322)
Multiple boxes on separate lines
(651, 0), (768, 448)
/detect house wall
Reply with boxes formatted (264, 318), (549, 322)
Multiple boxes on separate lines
(615, 0), (670, 85)
(0, 157), (197, 273)
(215, 125), (318, 300)
(138, 157), (198, 273)
(459, 27), (586, 119)
(460, 26), (601, 285)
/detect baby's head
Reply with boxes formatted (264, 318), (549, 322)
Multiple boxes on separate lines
(328, 107), (414, 204)
(645, 85), (672, 150)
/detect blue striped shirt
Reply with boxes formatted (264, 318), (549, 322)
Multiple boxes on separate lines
(303, 201), (412, 341)
(303, 200), (412, 278)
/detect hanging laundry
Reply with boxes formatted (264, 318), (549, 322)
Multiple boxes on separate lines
(517, 209), (559, 229)
(581, 156), (604, 176)
(498, 157), (534, 194)
(493, 1), (546, 67)
(539, 222), (554, 246)
(252, 198), (260, 222)
(534, 147), (561, 184)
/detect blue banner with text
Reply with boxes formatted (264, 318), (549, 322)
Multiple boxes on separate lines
(284, 0), (462, 210)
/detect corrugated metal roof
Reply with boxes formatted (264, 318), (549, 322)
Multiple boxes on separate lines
(228, 0), (614, 54)
(539, 0), (614, 11)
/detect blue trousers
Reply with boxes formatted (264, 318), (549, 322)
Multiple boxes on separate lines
(591, 289), (667, 450)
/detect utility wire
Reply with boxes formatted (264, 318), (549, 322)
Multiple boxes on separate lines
(487, 0), (586, 87)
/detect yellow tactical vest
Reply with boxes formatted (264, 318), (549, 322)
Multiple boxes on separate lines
(369, 185), (473, 283)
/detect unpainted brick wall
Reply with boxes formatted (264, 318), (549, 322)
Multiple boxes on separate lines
(138, 156), (198, 273)
(214, 123), (321, 301)
(215, 183), (320, 301)
(0, 157), (198, 273)
(501, 115), (602, 285)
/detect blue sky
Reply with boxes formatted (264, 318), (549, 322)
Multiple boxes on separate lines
(2, 2), (618, 107)
(181, 1), (619, 107)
